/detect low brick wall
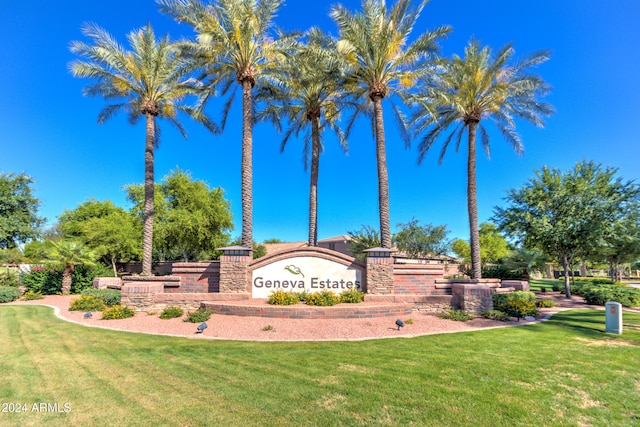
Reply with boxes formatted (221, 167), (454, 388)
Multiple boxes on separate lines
(170, 262), (221, 293)
(393, 264), (446, 295)
(201, 301), (413, 319)
(92, 276), (122, 289)
(365, 294), (452, 313)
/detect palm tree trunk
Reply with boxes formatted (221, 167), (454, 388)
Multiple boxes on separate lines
(61, 265), (74, 295)
(309, 117), (320, 246)
(467, 122), (482, 279)
(241, 80), (253, 250)
(372, 97), (392, 249)
(142, 113), (155, 276)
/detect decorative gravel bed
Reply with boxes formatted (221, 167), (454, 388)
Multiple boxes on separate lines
(7, 294), (586, 342)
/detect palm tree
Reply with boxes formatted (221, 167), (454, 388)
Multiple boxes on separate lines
(412, 39), (554, 279)
(256, 30), (354, 246)
(330, 0), (450, 249)
(158, 0), (296, 250)
(69, 23), (216, 276)
(44, 239), (96, 295)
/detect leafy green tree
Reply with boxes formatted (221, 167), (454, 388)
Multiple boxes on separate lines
(127, 169), (233, 261)
(159, 0), (296, 250)
(0, 172), (45, 248)
(257, 29), (353, 246)
(331, 0), (450, 249)
(58, 199), (141, 275)
(600, 210), (640, 282)
(451, 239), (471, 262)
(393, 218), (450, 259)
(70, 23), (216, 276)
(494, 160), (640, 297)
(43, 239), (97, 295)
(262, 238), (283, 244)
(451, 222), (509, 265)
(347, 225), (381, 261)
(413, 39), (554, 279)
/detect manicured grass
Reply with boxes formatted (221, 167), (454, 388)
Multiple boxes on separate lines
(1, 306), (639, 426)
(529, 278), (559, 292)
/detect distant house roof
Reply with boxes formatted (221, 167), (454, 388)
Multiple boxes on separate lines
(317, 235), (351, 243)
(263, 241), (307, 256)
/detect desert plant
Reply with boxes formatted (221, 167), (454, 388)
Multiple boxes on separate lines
(160, 306), (184, 320)
(262, 325), (274, 331)
(536, 298), (557, 308)
(339, 288), (364, 303)
(493, 291), (538, 319)
(481, 309), (512, 321)
(22, 290), (44, 301)
(267, 289), (300, 305)
(306, 290), (341, 306)
(405, 318), (414, 325)
(81, 288), (121, 306)
(69, 295), (106, 312)
(101, 305), (135, 320)
(439, 308), (474, 322)
(184, 307), (214, 323)
(0, 286), (20, 303)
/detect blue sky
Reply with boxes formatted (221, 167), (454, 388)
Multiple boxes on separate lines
(1, 0), (639, 244)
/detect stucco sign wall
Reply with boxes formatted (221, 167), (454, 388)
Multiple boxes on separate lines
(252, 256), (362, 298)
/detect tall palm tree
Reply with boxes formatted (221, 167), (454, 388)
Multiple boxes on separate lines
(158, 0), (296, 250)
(256, 30), (354, 246)
(330, 0), (450, 249)
(412, 39), (554, 279)
(70, 23), (216, 276)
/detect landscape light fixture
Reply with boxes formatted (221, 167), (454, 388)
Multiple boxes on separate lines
(84, 311), (92, 319)
(196, 322), (208, 334)
(395, 319), (405, 330)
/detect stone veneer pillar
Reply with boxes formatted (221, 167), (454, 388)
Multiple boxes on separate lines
(451, 283), (494, 316)
(218, 246), (252, 293)
(364, 247), (395, 295)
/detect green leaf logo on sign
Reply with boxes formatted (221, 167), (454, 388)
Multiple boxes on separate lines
(284, 265), (305, 278)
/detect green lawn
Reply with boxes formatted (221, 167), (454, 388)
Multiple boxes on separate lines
(529, 278), (560, 292)
(1, 305), (639, 426)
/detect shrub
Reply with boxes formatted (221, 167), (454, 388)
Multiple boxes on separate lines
(267, 289), (300, 305)
(481, 309), (512, 321)
(71, 263), (114, 294)
(160, 306), (184, 320)
(22, 290), (44, 300)
(0, 271), (20, 287)
(101, 305), (135, 320)
(21, 265), (63, 294)
(0, 286), (20, 303)
(481, 265), (523, 280)
(493, 291), (538, 319)
(339, 288), (364, 303)
(583, 285), (640, 307)
(21, 263), (113, 295)
(69, 295), (106, 312)
(81, 288), (121, 306)
(536, 298), (557, 308)
(306, 290), (341, 306)
(297, 290), (310, 303)
(405, 318), (414, 325)
(184, 307), (214, 323)
(438, 308), (474, 322)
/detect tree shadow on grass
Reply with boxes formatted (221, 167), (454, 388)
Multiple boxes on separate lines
(546, 309), (640, 344)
